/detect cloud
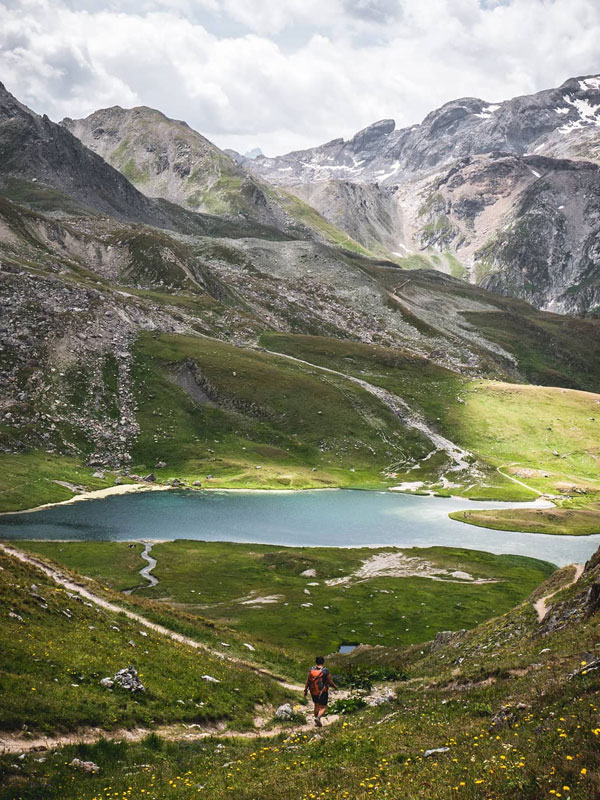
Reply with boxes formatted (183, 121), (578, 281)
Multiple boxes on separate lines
(0, 0), (599, 155)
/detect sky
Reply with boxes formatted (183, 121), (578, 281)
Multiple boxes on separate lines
(1, 0), (599, 156)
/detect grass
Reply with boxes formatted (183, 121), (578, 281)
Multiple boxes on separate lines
(259, 331), (464, 424)
(463, 308), (600, 392)
(16, 541), (147, 591)
(0, 550), (288, 735)
(0, 453), (122, 514)
(15, 540), (555, 664)
(451, 504), (600, 535)
(2, 553), (599, 800)
(275, 189), (378, 257)
(259, 334), (600, 522)
(129, 331), (431, 489)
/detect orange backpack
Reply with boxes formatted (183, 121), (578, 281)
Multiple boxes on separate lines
(307, 667), (326, 695)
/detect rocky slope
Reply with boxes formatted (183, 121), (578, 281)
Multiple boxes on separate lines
(62, 107), (289, 227)
(251, 76), (600, 185)
(247, 75), (600, 314)
(0, 82), (167, 227)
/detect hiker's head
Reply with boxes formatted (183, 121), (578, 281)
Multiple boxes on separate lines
(315, 656), (325, 665)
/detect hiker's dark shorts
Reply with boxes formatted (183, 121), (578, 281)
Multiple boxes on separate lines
(311, 691), (328, 706)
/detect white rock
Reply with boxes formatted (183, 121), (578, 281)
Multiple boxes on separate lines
(424, 747), (450, 758)
(275, 703), (294, 720)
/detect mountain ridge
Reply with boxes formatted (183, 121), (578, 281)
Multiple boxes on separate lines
(244, 74), (600, 314)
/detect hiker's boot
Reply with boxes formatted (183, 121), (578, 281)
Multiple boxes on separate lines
(315, 717), (323, 727)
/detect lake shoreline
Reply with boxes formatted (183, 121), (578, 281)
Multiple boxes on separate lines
(0, 480), (553, 519)
(1, 488), (596, 567)
(0, 483), (345, 517)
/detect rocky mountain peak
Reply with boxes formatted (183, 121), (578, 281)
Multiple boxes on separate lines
(350, 118), (396, 150)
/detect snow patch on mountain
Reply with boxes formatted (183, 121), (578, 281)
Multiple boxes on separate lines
(475, 104), (500, 119)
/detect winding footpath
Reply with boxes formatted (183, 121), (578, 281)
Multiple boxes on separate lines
(0, 542), (302, 692)
(533, 563), (585, 622)
(124, 542), (158, 595)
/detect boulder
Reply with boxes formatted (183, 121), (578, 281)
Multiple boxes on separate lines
(366, 687), (397, 706)
(71, 758), (100, 773)
(112, 665), (145, 692)
(424, 747), (449, 758)
(490, 706), (514, 730)
(202, 674), (220, 683)
(430, 629), (466, 652)
(275, 703), (294, 720)
(143, 473), (156, 482)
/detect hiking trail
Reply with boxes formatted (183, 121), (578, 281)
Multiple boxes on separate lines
(533, 563), (584, 622)
(0, 543), (303, 693)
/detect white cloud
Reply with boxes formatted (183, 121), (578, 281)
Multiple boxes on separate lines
(1, 0), (599, 155)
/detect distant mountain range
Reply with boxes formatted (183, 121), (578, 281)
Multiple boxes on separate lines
(246, 75), (600, 315)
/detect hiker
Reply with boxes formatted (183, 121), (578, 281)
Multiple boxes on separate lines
(304, 655), (337, 726)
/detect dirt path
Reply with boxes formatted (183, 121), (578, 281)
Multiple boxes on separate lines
(0, 543), (304, 694)
(497, 466), (544, 498)
(0, 712), (342, 755)
(124, 542), (158, 594)
(534, 563), (585, 622)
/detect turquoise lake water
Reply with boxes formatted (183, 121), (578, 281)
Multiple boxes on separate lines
(1, 489), (598, 567)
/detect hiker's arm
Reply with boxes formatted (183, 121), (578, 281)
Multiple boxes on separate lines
(327, 673), (337, 690)
(303, 673), (310, 696)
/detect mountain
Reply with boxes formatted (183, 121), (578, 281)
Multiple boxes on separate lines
(0, 82), (171, 226)
(250, 76), (600, 185)
(61, 106), (360, 245)
(247, 76), (600, 314)
(62, 106), (287, 225)
(0, 82), (291, 241)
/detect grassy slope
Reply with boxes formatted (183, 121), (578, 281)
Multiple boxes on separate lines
(3, 556), (599, 800)
(3, 333), (599, 533)
(448, 382), (600, 533)
(261, 334), (600, 526)
(16, 540), (555, 663)
(0, 551), (288, 734)
(0, 453), (125, 514)
(129, 332), (432, 490)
